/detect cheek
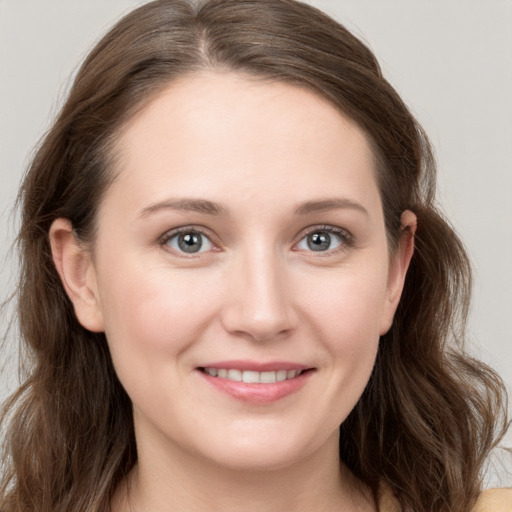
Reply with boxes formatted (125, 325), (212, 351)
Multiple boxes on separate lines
(96, 259), (220, 361)
(300, 265), (389, 344)
(96, 262), (226, 418)
(319, 284), (383, 374)
(296, 263), (388, 390)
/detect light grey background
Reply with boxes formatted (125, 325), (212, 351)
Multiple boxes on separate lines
(1, 0), (511, 483)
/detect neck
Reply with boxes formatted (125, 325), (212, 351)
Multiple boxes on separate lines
(112, 430), (374, 512)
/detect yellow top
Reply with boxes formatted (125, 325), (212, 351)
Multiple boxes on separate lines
(473, 489), (512, 512)
(379, 487), (512, 511)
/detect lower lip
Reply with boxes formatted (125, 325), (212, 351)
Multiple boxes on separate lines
(197, 370), (313, 404)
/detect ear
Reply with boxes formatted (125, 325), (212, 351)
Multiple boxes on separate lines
(49, 218), (104, 332)
(379, 210), (417, 335)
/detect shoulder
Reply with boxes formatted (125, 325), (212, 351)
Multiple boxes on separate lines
(472, 488), (512, 512)
(378, 485), (512, 512)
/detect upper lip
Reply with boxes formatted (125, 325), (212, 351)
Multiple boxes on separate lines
(198, 360), (312, 372)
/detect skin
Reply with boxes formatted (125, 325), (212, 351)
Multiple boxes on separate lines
(50, 72), (416, 511)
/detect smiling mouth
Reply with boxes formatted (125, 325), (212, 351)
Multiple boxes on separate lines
(199, 368), (307, 384)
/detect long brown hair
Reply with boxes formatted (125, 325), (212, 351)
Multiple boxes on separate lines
(1, 1), (509, 511)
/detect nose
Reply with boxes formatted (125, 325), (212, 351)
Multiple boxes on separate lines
(220, 247), (298, 342)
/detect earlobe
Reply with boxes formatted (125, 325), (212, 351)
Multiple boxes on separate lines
(49, 218), (104, 332)
(379, 210), (417, 335)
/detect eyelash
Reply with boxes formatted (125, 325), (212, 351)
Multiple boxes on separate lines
(159, 226), (218, 257)
(295, 225), (354, 255)
(158, 224), (354, 257)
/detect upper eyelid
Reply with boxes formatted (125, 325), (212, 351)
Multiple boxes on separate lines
(159, 225), (217, 244)
(295, 224), (353, 241)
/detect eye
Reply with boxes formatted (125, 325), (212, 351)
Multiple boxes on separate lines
(295, 227), (351, 253)
(163, 229), (214, 254)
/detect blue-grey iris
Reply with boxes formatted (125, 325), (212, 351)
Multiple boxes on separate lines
(178, 232), (203, 253)
(307, 232), (331, 251)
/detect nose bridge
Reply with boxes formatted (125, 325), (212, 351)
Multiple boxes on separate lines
(221, 241), (295, 341)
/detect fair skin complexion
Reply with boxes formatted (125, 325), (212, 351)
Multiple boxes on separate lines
(50, 72), (416, 512)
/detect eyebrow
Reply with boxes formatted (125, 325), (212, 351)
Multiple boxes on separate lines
(139, 198), (229, 217)
(294, 198), (369, 217)
(139, 197), (368, 218)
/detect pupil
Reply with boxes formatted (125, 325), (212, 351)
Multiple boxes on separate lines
(178, 233), (202, 253)
(308, 232), (331, 251)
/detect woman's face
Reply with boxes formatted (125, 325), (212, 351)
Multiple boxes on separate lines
(61, 72), (412, 471)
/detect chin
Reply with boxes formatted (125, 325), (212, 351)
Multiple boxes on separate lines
(192, 425), (338, 474)
(204, 446), (307, 473)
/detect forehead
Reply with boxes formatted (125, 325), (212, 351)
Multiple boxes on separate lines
(107, 71), (381, 219)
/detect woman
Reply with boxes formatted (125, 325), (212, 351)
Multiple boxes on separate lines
(0, 0), (510, 511)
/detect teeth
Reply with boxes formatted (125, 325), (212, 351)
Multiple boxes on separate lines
(227, 369), (242, 381)
(276, 370), (287, 382)
(260, 371), (276, 384)
(242, 371), (260, 383)
(203, 368), (303, 383)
